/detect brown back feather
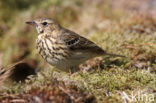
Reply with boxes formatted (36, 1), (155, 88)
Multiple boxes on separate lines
(60, 28), (106, 55)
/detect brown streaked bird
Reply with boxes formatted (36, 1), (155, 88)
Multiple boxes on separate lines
(26, 18), (124, 72)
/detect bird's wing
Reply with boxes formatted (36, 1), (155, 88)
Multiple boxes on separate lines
(60, 29), (105, 54)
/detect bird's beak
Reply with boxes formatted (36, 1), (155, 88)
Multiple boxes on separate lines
(25, 21), (36, 26)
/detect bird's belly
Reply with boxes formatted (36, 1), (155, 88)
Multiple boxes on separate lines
(36, 39), (96, 71)
(38, 49), (68, 70)
(36, 39), (69, 70)
(37, 47), (91, 71)
(68, 51), (94, 64)
(37, 47), (65, 66)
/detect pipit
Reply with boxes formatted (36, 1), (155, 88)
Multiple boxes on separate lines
(26, 18), (124, 72)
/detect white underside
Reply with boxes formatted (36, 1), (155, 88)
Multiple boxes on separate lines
(46, 51), (96, 71)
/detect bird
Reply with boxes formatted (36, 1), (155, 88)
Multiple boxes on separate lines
(26, 18), (124, 73)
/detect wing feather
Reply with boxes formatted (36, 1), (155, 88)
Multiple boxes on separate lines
(60, 29), (105, 54)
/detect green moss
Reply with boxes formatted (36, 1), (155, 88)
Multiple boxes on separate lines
(0, 0), (156, 103)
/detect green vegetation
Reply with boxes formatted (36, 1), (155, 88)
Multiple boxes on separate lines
(0, 0), (156, 103)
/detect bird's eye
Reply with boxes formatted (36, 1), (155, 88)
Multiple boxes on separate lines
(42, 22), (48, 26)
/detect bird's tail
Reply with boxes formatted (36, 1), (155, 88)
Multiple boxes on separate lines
(105, 53), (126, 58)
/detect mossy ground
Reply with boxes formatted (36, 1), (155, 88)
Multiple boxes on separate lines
(0, 0), (156, 103)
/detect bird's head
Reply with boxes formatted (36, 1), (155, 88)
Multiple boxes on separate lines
(26, 18), (61, 34)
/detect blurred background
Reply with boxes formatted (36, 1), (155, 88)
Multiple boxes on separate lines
(0, 0), (156, 102)
(0, 0), (156, 68)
